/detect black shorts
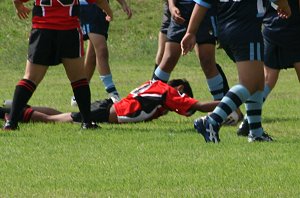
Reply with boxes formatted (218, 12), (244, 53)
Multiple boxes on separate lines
(167, 3), (216, 44)
(71, 98), (113, 123)
(80, 4), (109, 40)
(221, 40), (264, 62)
(28, 28), (84, 66)
(160, 2), (171, 34)
(264, 37), (300, 69)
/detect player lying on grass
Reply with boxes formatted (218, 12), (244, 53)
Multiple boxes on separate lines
(0, 79), (239, 125)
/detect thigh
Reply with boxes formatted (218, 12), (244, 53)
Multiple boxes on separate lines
(23, 60), (48, 85)
(62, 57), (86, 82)
(195, 44), (217, 78)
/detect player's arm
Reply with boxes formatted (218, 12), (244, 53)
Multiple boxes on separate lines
(189, 101), (219, 113)
(116, 0), (132, 19)
(94, 0), (113, 21)
(181, 2), (209, 55)
(168, 0), (185, 24)
(12, 0), (31, 20)
(270, 0), (291, 18)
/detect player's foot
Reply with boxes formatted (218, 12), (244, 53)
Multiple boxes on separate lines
(2, 120), (19, 131)
(248, 132), (273, 142)
(194, 116), (220, 143)
(237, 118), (249, 136)
(109, 93), (121, 103)
(81, 122), (99, 130)
(70, 96), (78, 107)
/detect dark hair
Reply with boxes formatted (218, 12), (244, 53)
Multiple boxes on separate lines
(167, 79), (193, 98)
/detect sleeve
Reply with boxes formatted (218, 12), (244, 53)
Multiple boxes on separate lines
(163, 87), (198, 116)
(193, 0), (212, 8)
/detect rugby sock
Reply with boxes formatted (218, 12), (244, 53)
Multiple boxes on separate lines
(208, 84), (250, 125)
(263, 84), (271, 102)
(8, 79), (36, 123)
(71, 79), (91, 123)
(207, 74), (224, 100)
(245, 91), (263, 137)
(100, 74), (119, 96)
(216, 63), (229, 95)
(152, 67), (170, 82)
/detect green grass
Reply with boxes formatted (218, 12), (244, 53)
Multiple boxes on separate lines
(1, 0), (300, 197)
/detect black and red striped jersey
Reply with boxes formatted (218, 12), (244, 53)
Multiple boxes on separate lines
(113, 80), (198, 123)
(21, 0), (95, 30)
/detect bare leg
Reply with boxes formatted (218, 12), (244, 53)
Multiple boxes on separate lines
(84, 40), (97, 81)
(30, 111), (73, 123)
(158, 42), (182, 73)
(31, 106), (62, 115)
(264, 66), (280, 90)
(155, 32), (168, 65)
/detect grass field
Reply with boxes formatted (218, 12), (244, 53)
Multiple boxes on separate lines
(1, 0), (300, 197)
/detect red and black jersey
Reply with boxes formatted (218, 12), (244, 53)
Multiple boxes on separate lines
(113, 80), (198, 123)
(21, 0), (95, 30)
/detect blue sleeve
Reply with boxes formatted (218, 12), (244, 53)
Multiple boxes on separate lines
(193, 0), (212, 8)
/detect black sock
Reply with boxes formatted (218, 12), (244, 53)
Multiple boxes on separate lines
(9, 79), (36, 123)
(151, 63), (159, 79)
(71, 79), (91, 123)
(216, 63), (229, 95)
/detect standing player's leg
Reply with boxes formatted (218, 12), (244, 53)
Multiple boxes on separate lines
(152, 42), (182, 82)
(153, 2), (171, 77)
(3, 61), (47, 130)
(88, 32), (120, 102)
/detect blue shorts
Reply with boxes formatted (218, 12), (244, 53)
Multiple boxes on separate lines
(80, 4), (109, 40)
(160, 2), (171, 34)
(264, 37), (300, 69)
(167, 3), (216, 44)
(221, 40), (264, 62)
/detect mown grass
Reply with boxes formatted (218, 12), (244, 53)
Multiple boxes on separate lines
(1, 0), (300, 197)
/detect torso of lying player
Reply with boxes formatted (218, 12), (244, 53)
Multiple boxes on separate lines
(109, 80), (198, 123)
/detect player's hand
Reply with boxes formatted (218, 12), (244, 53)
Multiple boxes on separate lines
(13, 0), (31, 20)
(105, 15), (112, 22)
(181, 33), (196, 55)
(170, 6), (185, 24)
(121, 3), (132, 19)
(275, 0), (291, 18)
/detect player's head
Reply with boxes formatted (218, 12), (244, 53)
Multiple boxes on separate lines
(168, 79), (193, 98)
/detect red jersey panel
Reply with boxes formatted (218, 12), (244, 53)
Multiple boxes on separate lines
(25, 0), (89, 30)
(114, 80), (198, 123)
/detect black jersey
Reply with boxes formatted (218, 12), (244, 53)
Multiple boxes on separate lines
(263, 0), (300, 48)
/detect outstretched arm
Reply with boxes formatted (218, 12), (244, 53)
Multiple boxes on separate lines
(189, 101), (219, 113)
(116, 0), (132, 19)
